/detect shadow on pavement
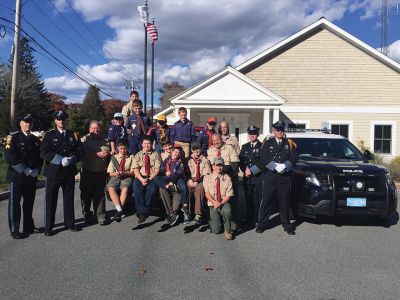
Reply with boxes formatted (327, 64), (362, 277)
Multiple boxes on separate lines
(132, 217), (164, 230)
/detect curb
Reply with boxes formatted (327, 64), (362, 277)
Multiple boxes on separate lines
(0, 181), (46, 201)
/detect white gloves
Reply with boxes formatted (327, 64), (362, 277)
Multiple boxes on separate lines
(61, 156), (76, 167)
(275, 163), (286, 173)
(24, 167), (33, 176)
(31, 168), (39, 177)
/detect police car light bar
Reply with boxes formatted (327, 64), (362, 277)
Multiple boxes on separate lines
(286, 128), (332, 133)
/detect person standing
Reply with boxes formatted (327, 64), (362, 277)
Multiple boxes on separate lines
(219, 121), (240, 155)
(108, 112), (128, 155)
(247, 121), (297, 235)
(170, 107), (195, 158)
(132, 136), (162, 224)
(121, 90), (140, 123)
(4, 113), (43, 239)
(40, 110), (85, 236)
(203, 157), (234, 240)
(197, 117), (217, 156)
(240, 126), (262, 225)
(80, 121), (110, 226)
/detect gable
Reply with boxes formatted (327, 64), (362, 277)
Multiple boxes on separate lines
(244, 29), (400, 106)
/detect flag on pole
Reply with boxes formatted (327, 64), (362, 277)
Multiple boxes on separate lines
(146, 23), (158, 43)
(138, 5), (149, 23)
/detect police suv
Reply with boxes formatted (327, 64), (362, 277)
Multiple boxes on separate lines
(287, 129), (397, 223)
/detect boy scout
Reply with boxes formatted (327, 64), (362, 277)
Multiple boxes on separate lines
(132, 136), (162, 224)
(121, 90), (140, 123)
(170, 107), (195, 157)
(203, 157), (234, 240)
(197, 117), (217, 156)
(107, 142), (135, 223)
(80, 121), (110, 225)
(108, 112), (127, 155)
(40, 110), (84, 236)
(186, 141), (211, 225)
(4, 113), (43, 239)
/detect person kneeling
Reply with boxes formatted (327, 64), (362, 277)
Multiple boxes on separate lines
(155, 144), (189, 225)
(107, 142), (135, 222)
(203, 157), (234, 240)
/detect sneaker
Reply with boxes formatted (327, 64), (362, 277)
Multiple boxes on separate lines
(98, 219), (106, 226)
(110, 211), (122, 223)
(170, 213), (179, 226)
(224, 230), (233, 240)
(181, 206), (190, 224)
(193, 214), (201, 225)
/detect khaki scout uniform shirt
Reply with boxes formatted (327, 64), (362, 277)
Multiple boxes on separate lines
(121, 102), (134, 119)
(186, 155), (211, 180)
(222, 134), (240, 155)
(107, 153), (135, 173)
(207, 144), (239, 166)
(81, 134), (110, 172)
(203, 173), (234, 206)
(133, 150), (162, 177)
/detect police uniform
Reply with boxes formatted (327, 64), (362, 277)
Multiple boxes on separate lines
(250, 121), (297, 235)
(4, 113), (43, 239)
(40, 111), (85, 235)
(239, 126), (262, 224)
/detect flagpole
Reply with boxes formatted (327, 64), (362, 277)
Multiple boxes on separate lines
(151, 18), (155, 121)
(143, 19), (148, 114)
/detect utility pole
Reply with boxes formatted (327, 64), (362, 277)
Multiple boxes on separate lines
(380, 0), (399, 56)
(10, 0), (22, 132)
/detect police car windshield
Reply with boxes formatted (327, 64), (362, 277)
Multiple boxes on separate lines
(291, 138), (364, 161)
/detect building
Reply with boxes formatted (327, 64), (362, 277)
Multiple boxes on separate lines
(157, 18), (400, 158)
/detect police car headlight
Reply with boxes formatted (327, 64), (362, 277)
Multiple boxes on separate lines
(305, 172), (320, 187)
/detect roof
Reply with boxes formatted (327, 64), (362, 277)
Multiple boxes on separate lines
(236, 17), (400, 74)
(286, 132), (346, 139)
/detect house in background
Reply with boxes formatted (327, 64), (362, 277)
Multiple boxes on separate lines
(157, 18), (400, 158)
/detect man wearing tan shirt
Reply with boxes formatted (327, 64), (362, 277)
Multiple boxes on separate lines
(204, 157), (234, 240)
(186, 141), (211, 225)
(106, 142), (135, 222)
(132, 135), (162, 224)
(80, 121), (110, 225)
(219, 121), (240, 155)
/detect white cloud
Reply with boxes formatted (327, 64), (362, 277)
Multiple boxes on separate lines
(388, 40), (400, 62)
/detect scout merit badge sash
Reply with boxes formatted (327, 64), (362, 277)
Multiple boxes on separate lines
(111, 155), (121, 172)
(136, 114), (147, 136)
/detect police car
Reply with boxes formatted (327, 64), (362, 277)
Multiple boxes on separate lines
(286, 129), (397, 223)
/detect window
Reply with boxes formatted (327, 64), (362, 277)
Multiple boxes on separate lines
(288, 123), (306, 129)
(374, 125), (392, 154)
(331, 124), (349, 138)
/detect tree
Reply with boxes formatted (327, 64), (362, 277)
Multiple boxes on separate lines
(80, 85), (104, 128)
(48, 92), (67, 112)
(66, 104), (86, 136)
(158, 82), (185, 109)
(0, 36), (51, 132)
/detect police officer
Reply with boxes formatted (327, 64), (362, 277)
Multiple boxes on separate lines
(4, 113), (43, 239)
(247, 121), (297, 235)
(239, 126), (262, 225)
(40, 110), (85, 236)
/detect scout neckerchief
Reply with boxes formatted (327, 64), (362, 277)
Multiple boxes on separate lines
(216, 175), (221, 202)
(192, 156), (202, 182)
(144, 152), (151, 177)
(135, 113), (147, 136)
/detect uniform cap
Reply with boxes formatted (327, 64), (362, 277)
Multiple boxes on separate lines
(213, 157), (225, 165)
(54, 110), (68, 120)
(272, 121), (285, 131)
(247, 125), (260, 134)
(113, 112), (123, 119)
(157, 115), (167, 122)
(19, 113), (33, 123)
(191, 141), (201, 150)
(207, 117), (217, 124)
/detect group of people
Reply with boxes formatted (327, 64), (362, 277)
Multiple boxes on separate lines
(5, 91), (297, 241)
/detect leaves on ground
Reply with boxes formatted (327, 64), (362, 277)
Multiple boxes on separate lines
(138, 268), (147, 276)
(204, 267), (214, 271)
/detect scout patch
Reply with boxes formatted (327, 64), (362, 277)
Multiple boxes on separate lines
(5, 135), (12, 149)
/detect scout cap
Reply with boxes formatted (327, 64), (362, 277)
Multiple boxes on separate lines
(113, 112), (123, 119)
(191, 141), (201, 150)
(213, 157), (225, 165)
(157, 115), (167, 122)
(207, 117), (217, 125)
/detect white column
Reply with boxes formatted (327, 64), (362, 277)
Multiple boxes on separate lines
(263, 109), (270, 136)
(273, 108), (280, 123)
(186, 108), (191, 120)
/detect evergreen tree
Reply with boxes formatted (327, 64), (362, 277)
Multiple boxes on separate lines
(80, 85), (104, 127)
(0, 62), (11, 134)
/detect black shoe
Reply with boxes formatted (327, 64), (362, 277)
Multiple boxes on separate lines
(11, 232), (28, 239)
(83, 213), (93, 224)
(66, 225), (81, 232)
(256, 226), (265, 233)
(137, 214), (147, 224)
(285, 227), (295, 235)
(44, 230), (54, 236)
(111, 211), (123, 223)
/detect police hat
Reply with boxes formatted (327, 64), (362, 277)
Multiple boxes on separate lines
(191, 141), (201, 150)
(213, 157), (225, 165)
(18, 113), (33, 123)
(272, 121), (285, 131)
(247, 125), (259, 135)
(54, 110), (68, 120)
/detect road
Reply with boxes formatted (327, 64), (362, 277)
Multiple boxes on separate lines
(1, 183), (400, 299)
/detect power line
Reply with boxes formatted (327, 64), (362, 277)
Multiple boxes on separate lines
(62, 0), (137, 79)
(0, 4), (14, 11)
(28, 0), (131, 85)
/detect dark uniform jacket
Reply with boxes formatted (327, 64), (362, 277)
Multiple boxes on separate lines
(197, 128), (215, 156)
(254, 138), (297, 183)
(4, 132), (43, 182)
(239, 140), (262, 184)
(40, 129), (84, 177)
(125, 113), (152, 137)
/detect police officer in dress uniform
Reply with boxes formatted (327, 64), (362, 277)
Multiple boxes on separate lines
(239, 126), (262, 225)
(5, 113), (43, 239)
(40, 110), (85, 236)
(247, 121), (297, 235)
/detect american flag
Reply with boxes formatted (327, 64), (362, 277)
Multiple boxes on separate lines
(146, 23), (158, 43)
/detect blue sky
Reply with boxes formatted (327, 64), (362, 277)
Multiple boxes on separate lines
(1, 0), (400, 104)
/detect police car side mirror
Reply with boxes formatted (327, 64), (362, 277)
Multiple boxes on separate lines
(364, 150), (373, 161)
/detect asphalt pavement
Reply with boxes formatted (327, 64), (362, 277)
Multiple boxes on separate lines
(1, 183), (400, 299)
